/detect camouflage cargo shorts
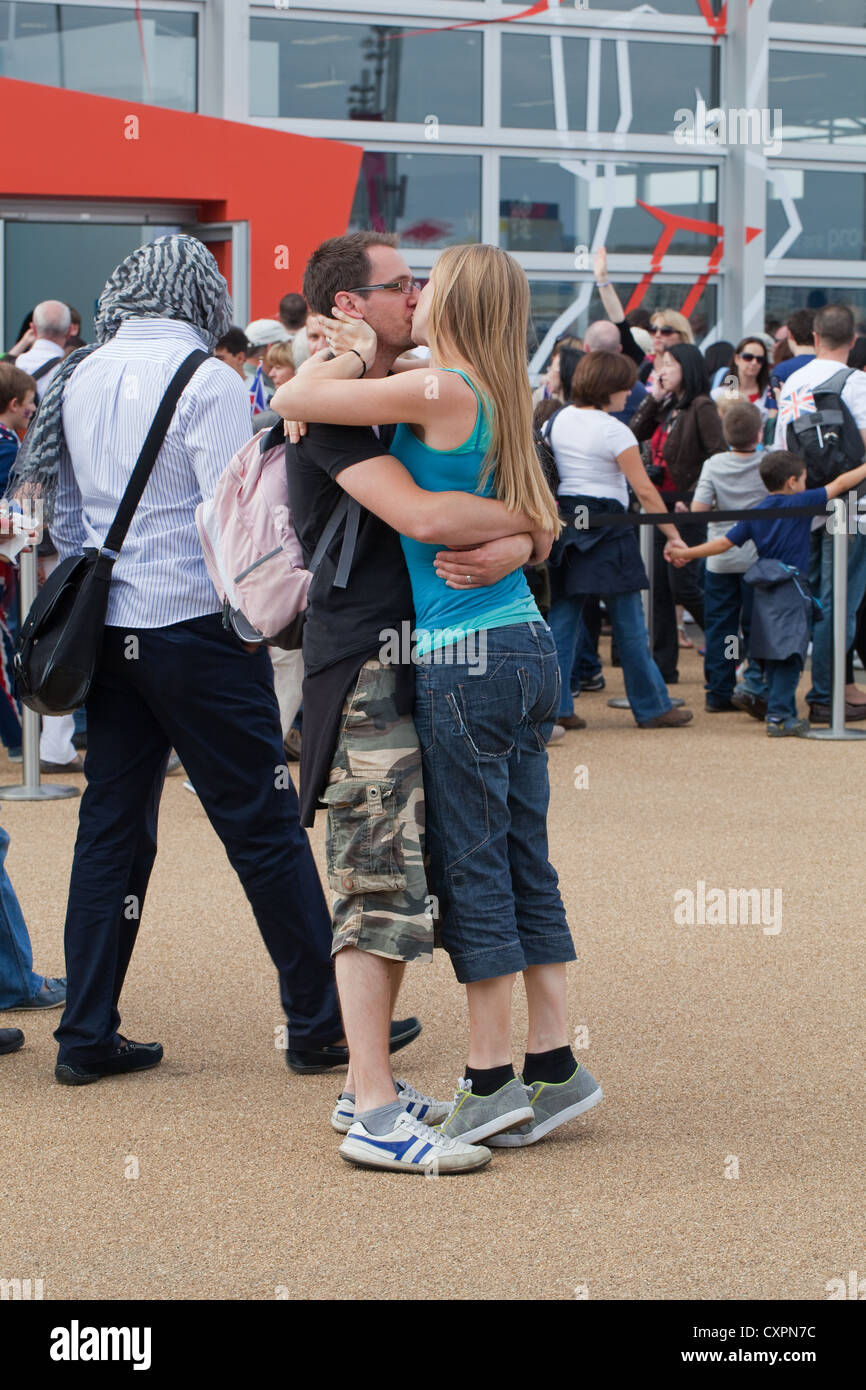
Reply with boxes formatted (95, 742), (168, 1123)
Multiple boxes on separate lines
(322, 659), (433, 963)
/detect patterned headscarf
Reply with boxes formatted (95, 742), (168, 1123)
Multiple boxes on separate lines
(10, 234), (233, 520)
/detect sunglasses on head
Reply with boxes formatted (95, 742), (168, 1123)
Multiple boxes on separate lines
(651, 324), (677, 336)
(738, 351), (765, 363)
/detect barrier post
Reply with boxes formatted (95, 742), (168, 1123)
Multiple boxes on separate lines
(807, 496), (866, 741)
(0, 547), (80, 801)
(608, 512), (683, 710)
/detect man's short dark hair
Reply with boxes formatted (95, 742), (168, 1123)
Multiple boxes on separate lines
(278, 293), (307, 331)
(571, 349), (636, 407)
(759, 449), (806, 492)
(786, 308), (814, 345)
(814, 303), (855, 351)
(216, 327), (250, 356)
(303, 232), (399, 317)
(722, 401), (763, 451)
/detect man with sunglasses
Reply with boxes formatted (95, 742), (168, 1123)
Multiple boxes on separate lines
(277, 232), (540, 1172)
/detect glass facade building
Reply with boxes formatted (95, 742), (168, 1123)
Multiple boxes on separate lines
(1, 0), (865, 365)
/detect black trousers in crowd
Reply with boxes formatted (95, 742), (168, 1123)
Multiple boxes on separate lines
(54, 614), (341, 1067)
(652, 516), (707, 682)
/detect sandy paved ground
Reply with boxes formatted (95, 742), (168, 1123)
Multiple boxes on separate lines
(1, 645), (862, 1301)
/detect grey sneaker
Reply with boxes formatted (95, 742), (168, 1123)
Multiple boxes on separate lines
(487, 1064), (603, 1147)
(436, 1076), (535, 1145)
(330, 1079), (451, 1134)
(766, 718), (810, 738)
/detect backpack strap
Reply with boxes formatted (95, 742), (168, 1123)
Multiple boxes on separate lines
(813, 366), (856, 400)
(307, 492), (362, 590)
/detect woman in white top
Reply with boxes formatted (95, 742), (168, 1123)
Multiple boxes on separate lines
(545, 351), (693, 728)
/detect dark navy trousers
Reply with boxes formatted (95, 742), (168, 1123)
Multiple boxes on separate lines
(54, 614), (341, 1066)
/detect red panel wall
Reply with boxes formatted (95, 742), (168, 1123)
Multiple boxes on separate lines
(0, 78), (363, 318)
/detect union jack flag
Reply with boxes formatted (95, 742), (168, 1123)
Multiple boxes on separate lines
(249, 363), (268, 416)
(778, 384), (816, 429)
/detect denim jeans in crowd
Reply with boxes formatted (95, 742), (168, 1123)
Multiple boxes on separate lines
(548, 590), (671, 725)
(807, 528), (866, 706)
(413, 621), (576, 985)
(764, 656), (803, 724)
(570, 608), (602, 690)
(0, 817), (42, 1008)
(703, 569), (765, 704)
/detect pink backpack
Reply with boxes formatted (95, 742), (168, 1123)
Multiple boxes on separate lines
(196, 424), (311, 647)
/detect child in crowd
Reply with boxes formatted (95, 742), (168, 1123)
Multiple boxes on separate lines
(669, 449), (866, 736)
(691, 401), (768, 714)
(264, 341), (296, 389)
(0, 364), (37, 759)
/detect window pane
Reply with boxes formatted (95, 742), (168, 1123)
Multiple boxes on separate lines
(769, 50), (866, 145)
(503, 33), (718, 135)
(0, 3), (197, 111)
(770, 0), (866, 23)
(767, 170), (866, 259)
(501, 33), (556, 129)
(528, 280), (718, 359)
(349, 153), (481, 248)
(766, 285), (866, 331)
(504, 0), (719, 10)
(249, 18), (482, 124)
(501, 159), (718, 255)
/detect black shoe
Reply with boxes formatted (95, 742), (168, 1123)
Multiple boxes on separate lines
(55, 1037), (163, 1086)
(705, 699), (739, 712)
(808, 701), (866, 725)
(286, 1016), (422, 1074)
(730, 689), (768, 721)
(0, 1027), (24, 1055)
(578, 674), (606, 693)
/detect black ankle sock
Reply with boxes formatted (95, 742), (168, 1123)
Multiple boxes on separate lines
(522, 1046), (576, 1085)
(464, 1063), (514, 1096)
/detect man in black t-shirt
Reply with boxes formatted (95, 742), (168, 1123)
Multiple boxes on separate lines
(277, 232), (536, 1173)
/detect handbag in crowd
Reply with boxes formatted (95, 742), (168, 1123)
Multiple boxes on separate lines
(14, 349), (208, 716)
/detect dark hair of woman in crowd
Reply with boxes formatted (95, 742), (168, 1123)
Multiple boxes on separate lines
(664, 342), (711, 407)
(772, 336), (793, 366)
(558, 345), (584, 402)
(848, 336), (866, 371)
(728, 336), (771, 394)
(702, 340), (734, 378)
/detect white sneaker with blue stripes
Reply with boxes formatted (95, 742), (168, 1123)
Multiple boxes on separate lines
(330, 1079), (451, 1134)
(339, 1111), (491, 1174)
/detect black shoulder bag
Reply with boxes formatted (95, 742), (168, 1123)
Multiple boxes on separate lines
(14, 349), (207, 716)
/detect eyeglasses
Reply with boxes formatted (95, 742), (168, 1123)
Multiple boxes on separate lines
(650, 324), (678, 336)
(346, 277), (422, 295)
(738, 352), (765, 363)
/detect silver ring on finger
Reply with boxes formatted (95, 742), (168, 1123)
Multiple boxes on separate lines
(466, 574), (472, 583)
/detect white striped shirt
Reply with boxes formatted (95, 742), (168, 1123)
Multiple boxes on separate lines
(53, 319), (252, 628)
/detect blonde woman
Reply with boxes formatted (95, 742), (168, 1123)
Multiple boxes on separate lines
(274, 245), (603, 1151)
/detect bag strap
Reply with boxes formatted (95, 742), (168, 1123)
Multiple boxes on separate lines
(30, 357), (61, 382)
(101, 349), (208, 558)
(307, 492), (362, 590)
(812, 366), (855, 401)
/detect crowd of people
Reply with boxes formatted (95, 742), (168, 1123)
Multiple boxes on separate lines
(1, 230), (864, 1176)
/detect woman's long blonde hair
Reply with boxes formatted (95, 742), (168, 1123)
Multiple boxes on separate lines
(427, 244), (560, 533)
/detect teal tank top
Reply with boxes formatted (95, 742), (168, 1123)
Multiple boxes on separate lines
(391, 368), (541, 656)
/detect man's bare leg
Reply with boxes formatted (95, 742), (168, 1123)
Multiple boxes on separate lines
(337, 947), (401, 1112)
(344, 960), (405, 1096)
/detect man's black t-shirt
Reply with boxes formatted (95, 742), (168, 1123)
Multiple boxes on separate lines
(286, 420), (415, 826)
(288, 420), (412, 674)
